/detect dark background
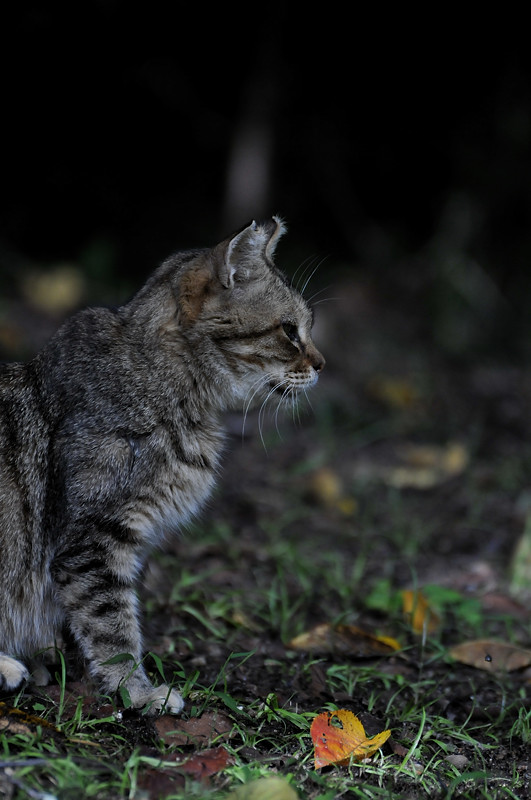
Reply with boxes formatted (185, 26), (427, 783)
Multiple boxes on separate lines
(1, 6), (531, 360)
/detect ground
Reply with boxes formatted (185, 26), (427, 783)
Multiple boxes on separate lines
(1, 269), (531, 799)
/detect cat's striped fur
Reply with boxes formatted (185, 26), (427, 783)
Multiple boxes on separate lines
(0, 218), (324, 713)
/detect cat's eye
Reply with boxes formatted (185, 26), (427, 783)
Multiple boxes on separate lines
(282, 322), (300, 344)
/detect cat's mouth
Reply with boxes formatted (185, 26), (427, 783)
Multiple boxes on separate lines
(268, 376), (314, 397)
(268, 380), (296, 397)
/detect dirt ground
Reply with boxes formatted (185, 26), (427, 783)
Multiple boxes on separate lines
(2, 268), (531, 797)
(136, 271), (531, 793)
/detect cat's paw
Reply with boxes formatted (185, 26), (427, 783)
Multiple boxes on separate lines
(144, 685), (184, 715)
(0, 655), (30, 691)
(127, 682), (184, 714)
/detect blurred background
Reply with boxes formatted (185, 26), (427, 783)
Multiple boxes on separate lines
(1, 6), (531, 366)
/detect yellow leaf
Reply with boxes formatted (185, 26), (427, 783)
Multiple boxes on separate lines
(385, 442), (469, 489)
(402, 590), (440, 634)
(367, 375), (420, 410)
(311, 709), (391, 769)
(307, 468), (357, 515)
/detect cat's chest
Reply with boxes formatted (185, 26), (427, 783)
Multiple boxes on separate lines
(121, 424), (222, 544)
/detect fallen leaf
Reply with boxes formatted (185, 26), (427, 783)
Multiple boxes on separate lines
(306, 468), (358, 515)
(176, 745), (233, 781)
(311, 709), (391, 769)
(385, 442), (469, 489)
(402, 589), (441, 634)
(287, 623), (400, 656)
(137, 769), (184, 796)
(154, 710), (233, 747)
(230, 608), (264, 631)
(225, 775), (299, 799)
(367, 375), (421, 410)
(0, 701), (60, 735)
(450, 640), (531, 672)
(480, 592), (530, 619)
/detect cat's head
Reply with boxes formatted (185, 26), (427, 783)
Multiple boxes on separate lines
(176, 217), (325, 409)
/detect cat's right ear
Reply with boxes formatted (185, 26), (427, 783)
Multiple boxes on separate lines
(216, 217), (286, 289)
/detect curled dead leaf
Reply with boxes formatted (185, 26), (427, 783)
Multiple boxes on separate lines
(287, 623), (400, 657)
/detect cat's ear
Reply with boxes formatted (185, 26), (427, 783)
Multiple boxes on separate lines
(217, 216), (286, 289)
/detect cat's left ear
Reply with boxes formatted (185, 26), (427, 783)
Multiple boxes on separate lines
(217, 216), (286, 289)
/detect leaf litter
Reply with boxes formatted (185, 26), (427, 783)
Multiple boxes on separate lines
(2, 278), (531, 797)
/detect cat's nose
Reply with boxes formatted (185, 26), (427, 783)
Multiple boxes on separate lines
(312, 354), (325, 373)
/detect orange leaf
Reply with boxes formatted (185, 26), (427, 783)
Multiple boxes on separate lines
(402, 589), (440, 634)
(287, 623), (400, 656)
(310, 709), (391, 769)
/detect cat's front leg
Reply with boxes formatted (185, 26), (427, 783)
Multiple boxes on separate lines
(0, 654), (30, 690)
(54, 553), (183, 714)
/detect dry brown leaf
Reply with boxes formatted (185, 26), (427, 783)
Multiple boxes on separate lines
(0, 701), (59, 735)
(450, 639), (531, 672)
(402, 589), (441, 634)
(287, 623), (400, 656)
(154, 710), (233, 747)
(176, 745), (233, 780)
(137, 746), (233, 795)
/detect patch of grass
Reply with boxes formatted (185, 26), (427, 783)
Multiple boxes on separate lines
(2, 395), (531, 799)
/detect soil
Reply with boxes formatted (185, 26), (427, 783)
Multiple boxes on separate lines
(3, 272), (531, 797)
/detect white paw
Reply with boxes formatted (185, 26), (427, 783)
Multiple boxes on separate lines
(139, 685), (184, 715)
(0, 655), (30, 690)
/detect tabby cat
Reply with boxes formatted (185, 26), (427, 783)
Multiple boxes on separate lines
(0, 217), (324, 713)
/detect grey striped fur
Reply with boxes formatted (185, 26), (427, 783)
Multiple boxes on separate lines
(0, 218), (324, 713)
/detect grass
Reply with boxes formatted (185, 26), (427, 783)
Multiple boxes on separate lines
(2, 371), (531, 798)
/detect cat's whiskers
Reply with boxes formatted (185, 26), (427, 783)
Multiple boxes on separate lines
(257, 379), (289, 452)
(290, 255), (318, 294)
(300, 256), (329, 298)
(274, 384), (293, 438)
(241, 373), (272, 440)
(305, 284), (335, 307)
(310, 296), (340, 308)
